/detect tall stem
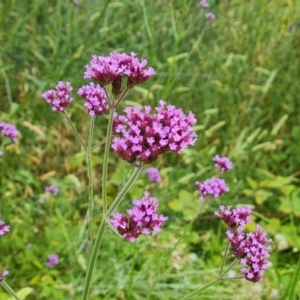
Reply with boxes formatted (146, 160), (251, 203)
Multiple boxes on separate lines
(63, 112), (87, 149)
(0, 281), (22, 300)
(82, 166), (142, 300)
(219, 238), (230, 276)
(102, 109), (114, 214)
(87, 117), (95, 251)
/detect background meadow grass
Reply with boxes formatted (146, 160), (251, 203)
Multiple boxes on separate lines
(1, 0), (300, 299)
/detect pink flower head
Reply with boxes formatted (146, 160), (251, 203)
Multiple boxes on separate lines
(0, 270), (9, 282)
(199, 0), (209, 8)
(112, 100), (197, 165)
(0, 122), (19, 142)
(0, 214), (10, 236)
(145, 168), (161, 183)
(45, 185), (59, 196)
(215, 205), (252, 228)
(227, 225), (272, 282)
(195, 177), (229, 200)
(205, 12), (215, 20)
(45, 253), (59, 268)
(77, 82), (108, 116)
(213, 155), (233, 172)
(110, 191), (168, 242)
(42, 81), (73, 112)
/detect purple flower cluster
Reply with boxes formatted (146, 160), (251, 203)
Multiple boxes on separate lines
(45, 253), (59, 268)
(45, 185), (59, 196)
(199, 0), (209, 8)
(145, 168), (161, 183)
(227, 225), (272, 282)
(215, 205), (252, 228)
(77, 82), (108, 116)
(0, 270), (9, 282)
(213, 155), (233, 172)
(112, 100), (197, 165)
(0, 214), (9, 236)
(215, 206), (272, 282)
(42, 81), (73, 112)
(110, 191), (168, 242)
(84, 52), (155, 91)
(0, 122), (19, 142)
(205, 12), (215, 20)
(195, 177), (229, 200)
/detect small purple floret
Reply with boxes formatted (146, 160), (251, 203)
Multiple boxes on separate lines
(195, 177), (229, 200)
(0, 122), (19, 142)
(199, 0), (209, 8)
(205, 12), (215, 20)
(0, 270), (9, 282)
(42, 81), (73, 112)
(0, 214), (9, 236)
(145, 168), (161, 183)
(110, 191), (168, 242)
(45, 185), (59, 196)
(213, 155), (233, 172)
(45, 253), (59, 268)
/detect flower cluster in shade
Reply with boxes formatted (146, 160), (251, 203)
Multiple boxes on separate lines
(84, 52), (155, 91)
(0, 270), (9, 282)
(110, 192), (168, 242)
(213, 155), (233, 172)
(45, 253), (59, 268)
(77, 82), (108, 116)
(45, 185), (59, 197)
(215, 205), (272, 282)
(42, 81), (73, 112)
(112, 100), (197, 165)
(0, 122), (18, 142)
(144, 168), (161, 183)
(195, 177), (229, 200)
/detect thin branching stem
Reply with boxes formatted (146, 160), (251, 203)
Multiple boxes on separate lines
(0, 281), (22, 300)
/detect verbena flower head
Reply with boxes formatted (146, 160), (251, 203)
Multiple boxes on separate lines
(145, 168), (161, 183)
(215, 205), (252, 228)
(0, 214), (10, 236)
(42, 81), (73, 112)
(77, 82), (108, 116)
(45, 185), (59, 196)
(195, 177), (229, 200)
(110, 191), (168, 242)
(0, 270), (9, 282)
(205, 12), (215, 20)
(112, 100), (197, 165)
(199, 0), (209, 8)
(226, 225), (272, 282)
(84, 52), (155, 90)
(213, 155), (233, 172)
(0, 122), (19, 142)
(45, 253), (59, 268)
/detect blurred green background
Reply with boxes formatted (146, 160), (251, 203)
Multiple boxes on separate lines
(0, 0), (300, 299)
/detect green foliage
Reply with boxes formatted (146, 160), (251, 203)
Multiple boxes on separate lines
(1, 0), (300, 299)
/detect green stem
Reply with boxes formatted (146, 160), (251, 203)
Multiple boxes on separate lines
(114, 88), (129, 108)
(63, 112), (87, 149)
(0, 281), (22, 300)
(102, 109), (114, 214)
(178, 278), (220, 300)
(219, 238), (230, 276)
(82, 166), (143, 300)
(220, 258), (239, 277)
(87, 117), (95, 249)
(91, 138), (106, 151)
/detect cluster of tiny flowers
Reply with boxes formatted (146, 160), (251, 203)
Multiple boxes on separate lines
(145, 168), (161, 183)
(0, 122), (19, 142)
(112, 100), (197, 165)
(0, 214), (10, 236)
(110, 191), (168, 242)
(45, 253), (59, 268)
(226, 225), (272, 282)
(205, 12), (215, 20)
(0, 270), (9, 282)
(45, 185), (59, 196)
(84, 52), (155, 90)
(195, 177), (229, 200)
(199, 0), (209, 8)
(213, 155), (233, 172)
(214, 205), (252, 228)
(77, 82), (108, 116)
(42, 81), (73, 112)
